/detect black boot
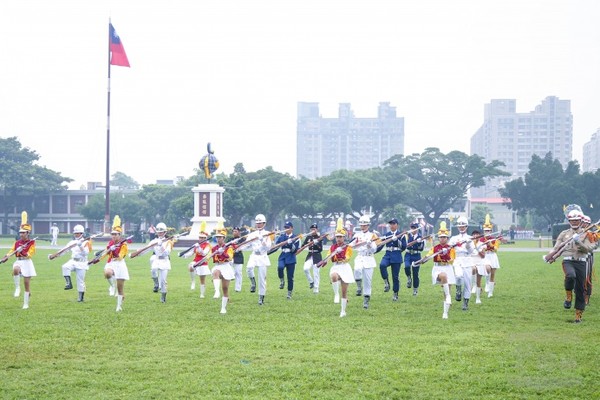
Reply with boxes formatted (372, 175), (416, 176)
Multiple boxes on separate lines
(160, 292), (167, 303)
(258, 295), (264, 305)
(356, 280), (363, 296)
(250, 277), (256, 293)
(363, 295), (370, 309)
(77, 292), (84, 302)
(406, 276), (412, 288)
(153, 277), (159, 293)
(455, 285), (462, 302)
(383, 278), (390, 292)
(462, 298), (469, 311)
(287, 290), (292, 299)
(279, 278), (285, 289)
(64, 276), (73, 290)
(392, 292), (399, 302)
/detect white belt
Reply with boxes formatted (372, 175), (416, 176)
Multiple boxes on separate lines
(563, 256), (587, 262)
(73, 257), (86, 262)
(406, 250), (420, 254)
(281, 249), (291, 253)
(387, 247), (402, 251)
(157, 255), (169, 260)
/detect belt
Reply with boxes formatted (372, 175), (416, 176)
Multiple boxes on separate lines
(563, 256), (587, 262)
(434, 262), (449, 266)
(334, 261), (346, 265)
(16, 257), (29, 260)
(387, 247), (401, 251)
(157, 255), (169, 260)
(309, 250), (320, 253)
(73, 257), (86, 262)
(281, 249), (291, 253)
(485, 250), (496, 254)
(406, 250), (420, 254)
(253, 251), (264, 255)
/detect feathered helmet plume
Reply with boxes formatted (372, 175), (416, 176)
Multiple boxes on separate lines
(214, 221), (227, 237)
(111, 215), (122, 234)
(335, 217), (346, 237)
(483, 214), (493, 230)
(199, 221), (208, 238)
(437, 221), (449, 237)
(19, 211), (31, 233)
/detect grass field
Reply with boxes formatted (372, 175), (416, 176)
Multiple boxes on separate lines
(0, 245), (598, 399)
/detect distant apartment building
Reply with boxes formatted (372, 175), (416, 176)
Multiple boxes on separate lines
(297, 102), (404, 179)
(582, 128), (600, 172)
(470, 96), (573, 198)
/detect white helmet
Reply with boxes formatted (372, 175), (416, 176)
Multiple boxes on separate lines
(567, 210), (582, 221)
(358, 216), (370, 225)
(73, 225), (85, 234)
(255, 214), (266, 224)
(582, 215), (591, 224)
(156, 222), (167, 232)
(456, 217), (468, 227)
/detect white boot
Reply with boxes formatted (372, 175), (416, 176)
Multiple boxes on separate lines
(443, 284), (451, 304)
(190, 272), (196, 290)
(476, 287), (482, 304)
(333, 281), (340, 303)
(108, 278), (115, 296)
(13, 275), (21, 297)
(213, 279), (221, 299)
(488, 282), (495, 297)
(340, 298), (347, 317)
(23, 292), (30, 309)
(200, 284), (206, 298)
(442, 301), (450, 319)
(220, 296), (228, 314)
(116, 295), (123, 311)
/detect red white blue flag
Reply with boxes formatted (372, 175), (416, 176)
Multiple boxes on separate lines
(109, 23), (130, 67)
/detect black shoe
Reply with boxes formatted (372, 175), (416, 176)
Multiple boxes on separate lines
(250, 277), (256, 293)
(407, 277), (412, 289)
(279, 279), (285, 289)
(160, 293), (167, 303)
(77, 292), (84, 302)
(462, 298), (469, 311)
(258, 295), (264, 305)
(392, 292), (398, 302)
(363, 296), (370, 309)
(455, 286), (462, 302)
(287, 291), (292, 299)
(384, 279), (390, 293)
(309, 282), (314, 289)
(64, 284), (73, 290)
(564, 300), (572, 309)
(64, 276), (73, 290)
(356, 288), (362, 296)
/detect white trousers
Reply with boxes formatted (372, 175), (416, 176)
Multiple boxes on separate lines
(233, 263), (243, 291)
(303, 259), (320, 289)
(355, 267), (374, 296)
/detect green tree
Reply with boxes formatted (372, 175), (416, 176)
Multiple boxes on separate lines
(384, 148), (508, 227)
(470, 204), (493, 228)
(111, 171), (140, 190)
(500, 153), (583, 225)
(79, 193), (148, 227)
(137, 184), (190, 228)
(0, 137), (72, 233)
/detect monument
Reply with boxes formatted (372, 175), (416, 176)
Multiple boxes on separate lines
(188, 143), (225, 238)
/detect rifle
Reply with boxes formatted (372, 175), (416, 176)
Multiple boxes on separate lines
(178, 237), (212, 257)
(48, 233), (103, 260)
(406, 234), (432, 248)
(0, 237), (39, 264)
(315, 238), (359, 268)
(295, 232), (328, 255)
(191, 233), (269, 268)
(232, 230), (282, 253)
(130, 231), (189, 259)
(376, 229), (409, 249)
(267, 232), (309, 256)
(543, 220), (600, 263)
(88, 235), (134, 265)
(412, 238), (472, 267)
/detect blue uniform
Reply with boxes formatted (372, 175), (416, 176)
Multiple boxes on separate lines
(276, 233), (300, 291)
(404, 230), (425, 290)
(378, 230), (407, 294)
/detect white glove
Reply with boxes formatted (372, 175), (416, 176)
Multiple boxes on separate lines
(543, 255), (553, 264)
(194, 243), (200, 248)
(109, 245), (116, 251)
(216, 248), (224, 254)
(441, 248), (448, 255)
(572, 234), (580, 243)
(287, 238), (294, 245)
(334, 248), (342, 254)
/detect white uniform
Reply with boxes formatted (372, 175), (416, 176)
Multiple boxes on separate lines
(352, 230), (378, 297)
(449, 232), (474, 299)
(245, 229), (272, 296)
(151, 238), (174, 294)
(61, 239), (90, 292)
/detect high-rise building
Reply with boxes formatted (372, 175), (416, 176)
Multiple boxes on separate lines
(582, 129), (600, 172)
(470, 96), (572, 197)
(296, 102), (404, 179)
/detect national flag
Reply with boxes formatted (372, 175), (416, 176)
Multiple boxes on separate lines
(109, 23), (130, 67)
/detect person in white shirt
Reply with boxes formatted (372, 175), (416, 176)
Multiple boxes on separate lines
(50, 223), (59, 246)
(352, 215), (379, 309)
(245, 214), (273, 305)
(448, 216), (475, 311)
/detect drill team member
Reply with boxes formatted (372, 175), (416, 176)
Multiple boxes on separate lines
(184, 229), (212, 298)
(246, 214), (273, 305)
(302, 224), (323, 294)
(378, 218), (406, 301)
(404, 221), (425, 296)
(449, 216), (474, 311)
(211, 228), (235, 314)
(327, 226), (355, 317)
(231, 227), (247, 293)
(151, 222), (175, 303)
(103, 216), (129, 312)
(353, 215), (379, 309)
(275, 221), (300, 299)
(60, 224), (91, 302)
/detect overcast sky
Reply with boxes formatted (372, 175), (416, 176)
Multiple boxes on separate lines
(1, 0), (599, 189)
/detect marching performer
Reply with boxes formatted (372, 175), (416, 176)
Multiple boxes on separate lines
(326, 223), (355, 317)
(353, 215), (379, 309)
(301, 223), (324, 294)
(449, 216), (474, 311)
(481, 217), (501, 298)
(378, 218), (406, 301)
(184, 228), (212, 299)
(274, 221), (300, 299)
(103, 216), (130, 312)
(151, 222), (175, 303)
(544, 209), (595, 323)
(211, 227), (235, 314)
(59, 225), (91, 302)
(232, 227), (247, 292)
(581, 215), (596, 306)
(470, 230), (488, 305)
(404, 221), (425, 296)
(1, 212), (36, 309)
(245, 214), (273, 305)
(424, 222), (456, 319)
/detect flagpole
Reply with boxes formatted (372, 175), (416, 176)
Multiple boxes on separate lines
(105, 19), (112, 234)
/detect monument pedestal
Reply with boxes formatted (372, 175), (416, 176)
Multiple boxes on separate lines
(187, 184), (225, 240)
